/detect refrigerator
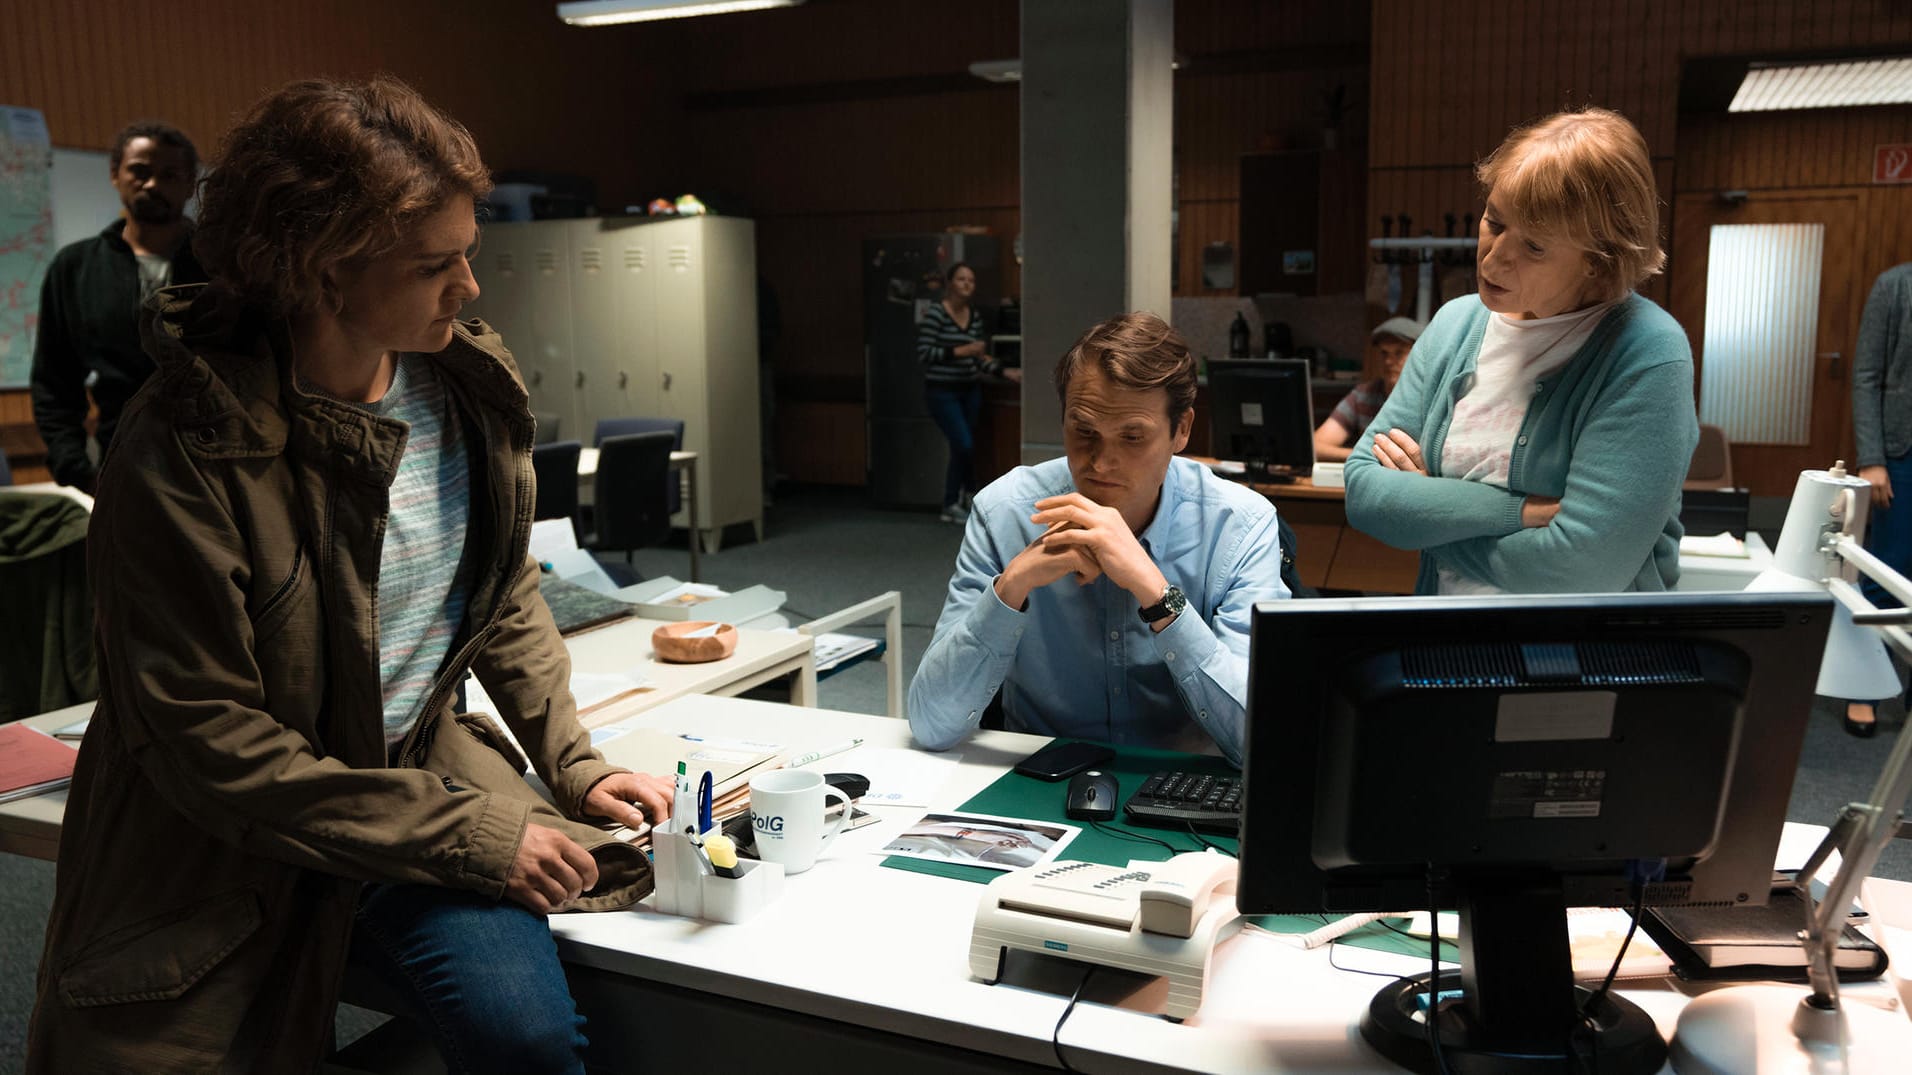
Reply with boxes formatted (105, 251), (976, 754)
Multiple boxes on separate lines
(863, 233), (1000, 507)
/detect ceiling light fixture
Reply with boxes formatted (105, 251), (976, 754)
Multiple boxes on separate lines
(1728, 56), (1912, 111)
(557, 0), (803, 27)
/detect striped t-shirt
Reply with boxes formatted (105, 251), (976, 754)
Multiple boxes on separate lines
(915, 300), (993, 384)
(362, 356), (473, 748)
(1328, 378), (1391, 444)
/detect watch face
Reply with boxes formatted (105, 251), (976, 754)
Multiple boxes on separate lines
(1163, 585), (1187, 615)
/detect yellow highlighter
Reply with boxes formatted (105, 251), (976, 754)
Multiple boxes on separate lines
(703, 833), (742, 878)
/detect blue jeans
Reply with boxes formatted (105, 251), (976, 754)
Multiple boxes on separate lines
(347, 884), (587, 1075)
(925, 383), (981, 508)
(1861, 454), (1912, 610)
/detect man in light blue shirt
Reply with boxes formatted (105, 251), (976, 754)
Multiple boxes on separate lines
(909, 312), (1289, 766)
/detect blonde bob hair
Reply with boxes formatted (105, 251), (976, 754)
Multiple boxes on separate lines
(1475, 107), (1664, 301)
(194, 77), (492, 318)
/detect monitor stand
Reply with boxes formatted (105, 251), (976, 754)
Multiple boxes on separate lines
(1360, 873), (1666, 1074)
(1244, 460), (1301, 484)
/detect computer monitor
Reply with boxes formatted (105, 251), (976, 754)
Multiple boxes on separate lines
(1206, 358), (1314, 483)
(1236, 591), (1833, 1075)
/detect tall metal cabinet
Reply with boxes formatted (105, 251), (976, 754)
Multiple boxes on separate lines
(469, 216), (763, 552)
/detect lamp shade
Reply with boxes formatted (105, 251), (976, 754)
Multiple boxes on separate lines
(1747, 568), (1900, 699)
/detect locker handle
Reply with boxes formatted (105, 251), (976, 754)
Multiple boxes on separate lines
(575, 370), (586, 388)
(618, 371), (629, 389)
(530, 370), (542, 387)
(1823, 352), (1844, 381)
(662, 372), (673, 391)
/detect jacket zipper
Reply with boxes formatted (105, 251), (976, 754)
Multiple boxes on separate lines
(257, 543), (306, 620)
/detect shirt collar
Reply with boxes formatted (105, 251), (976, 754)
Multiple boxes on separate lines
(1135, 456), (1187, 553)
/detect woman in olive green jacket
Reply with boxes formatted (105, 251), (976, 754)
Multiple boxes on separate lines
(29, 78), (669, 1074)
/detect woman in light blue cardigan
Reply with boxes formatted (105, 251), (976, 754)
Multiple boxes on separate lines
(1345, 108), (1698, 594)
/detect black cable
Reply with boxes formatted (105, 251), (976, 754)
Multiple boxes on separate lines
(1183, 822), (1237, 857)
(1566, 884), (1649, 1075)
(1089, 818), (1187, 854)
(1052, 965), (1094, 1073)
(1425, 868), (1455, 1075)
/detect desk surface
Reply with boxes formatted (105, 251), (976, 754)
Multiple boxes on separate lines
(554, 614), (812, 728)
(7, 695), (1911, 1072)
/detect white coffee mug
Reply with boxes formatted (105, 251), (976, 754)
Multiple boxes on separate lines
(749, 769), (852, 874)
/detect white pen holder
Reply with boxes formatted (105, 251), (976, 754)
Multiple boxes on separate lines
(650, 828), (784, 923)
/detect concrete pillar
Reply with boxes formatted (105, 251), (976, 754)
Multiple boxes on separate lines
(1019, 0), (1174, 462)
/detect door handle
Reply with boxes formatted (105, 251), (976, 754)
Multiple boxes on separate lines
(1823, 352), (1844, 381)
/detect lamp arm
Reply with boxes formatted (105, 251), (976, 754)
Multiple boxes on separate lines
(1801, 535), (1912, 1010)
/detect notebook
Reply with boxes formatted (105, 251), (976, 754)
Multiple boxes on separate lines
(0, 724), (80, 804)
(1642, 883), (1888, 982)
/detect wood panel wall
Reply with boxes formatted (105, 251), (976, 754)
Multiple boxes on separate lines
(1368, 0), (1912, 313)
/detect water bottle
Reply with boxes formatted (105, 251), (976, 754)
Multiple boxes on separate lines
(1228, 313), (1251, 358)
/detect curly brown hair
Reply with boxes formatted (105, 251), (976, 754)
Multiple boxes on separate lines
(193, 76), (493, 317)
(1052, 312), (1198, 422)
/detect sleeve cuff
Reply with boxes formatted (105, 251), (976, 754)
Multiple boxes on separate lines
(459, 792), (533, 898)
(965, 580), (1030, 659)
(1498, 491), (1527, 535)
(1151, 608), (1219, 678)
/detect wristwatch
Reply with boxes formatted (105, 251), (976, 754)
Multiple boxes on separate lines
(1138, 584), (1187, 624)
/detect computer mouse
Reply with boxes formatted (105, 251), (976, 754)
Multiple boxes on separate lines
(1066, 770), (1119, 822)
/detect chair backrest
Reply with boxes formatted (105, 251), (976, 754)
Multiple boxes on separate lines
(0, 450), (12, 486)
(1685, 423), (1734, 490)
(532, 411), (563, 446)
(593, 431), (677, 555)
(593, 416), (685, 513)
(531, 440), (582, 535)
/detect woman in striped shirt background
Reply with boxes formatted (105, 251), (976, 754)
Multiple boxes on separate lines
(916, 263), (1020, 521)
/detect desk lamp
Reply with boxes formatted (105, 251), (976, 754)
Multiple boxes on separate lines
(1672, 463), (1912, 1074)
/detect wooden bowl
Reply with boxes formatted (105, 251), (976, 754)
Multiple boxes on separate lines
(652, 621), (738, 663)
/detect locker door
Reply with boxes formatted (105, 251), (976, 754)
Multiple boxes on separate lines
(614, 224), (659, 422)
(526, 223), (577, 440)
(566, 219), (623, 442)
(468, 224), (540, 411)
(652, 218), (707, 441)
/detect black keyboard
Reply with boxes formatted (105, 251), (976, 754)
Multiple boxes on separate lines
(1122, 771), (1242, 834)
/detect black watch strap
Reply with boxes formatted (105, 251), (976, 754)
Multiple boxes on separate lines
(1138, 584), (1186, 624)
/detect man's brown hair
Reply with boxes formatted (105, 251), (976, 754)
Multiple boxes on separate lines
(1052, 312), (1198, 421)
(193, 76), (493, 317)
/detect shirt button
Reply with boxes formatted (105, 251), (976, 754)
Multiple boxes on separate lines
(1014, 627), (1023, 637)
(1517, 435), (1529, 445)
(1166, 651), (1177, 662)
(1109, 630), (1120, 640)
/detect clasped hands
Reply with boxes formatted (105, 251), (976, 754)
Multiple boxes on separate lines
(994, 493), (1170, 623)
(1370, 428), (1561, 529)
(506, 770), (674, 915)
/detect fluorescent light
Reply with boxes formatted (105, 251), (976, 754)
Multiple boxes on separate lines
(1729, 56), (1912, 112)
(557, 0), (802, 26)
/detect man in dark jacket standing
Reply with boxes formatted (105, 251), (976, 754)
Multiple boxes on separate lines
(1846, 261), (1912, 736)
(29, 120), (206, 493)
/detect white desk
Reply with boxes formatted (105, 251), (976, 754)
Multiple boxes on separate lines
(577, 447), (702, 580)
(1675, 531), (1774, 592)
(9, 695), (1910, 1072)
(555, 697), (1912, 1074)
(557, 613), (817, 726)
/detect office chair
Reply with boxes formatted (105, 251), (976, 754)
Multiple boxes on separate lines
(593, 416), (685, 514)
(531, 439), (582, 540)
(532, 411), (562, 446)
(0, 493), (96, 721)
(589, 431), (677, 572)
(1684, 423), (1734, 491)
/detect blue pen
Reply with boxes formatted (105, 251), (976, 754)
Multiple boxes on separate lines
(696, 771), (713, 835)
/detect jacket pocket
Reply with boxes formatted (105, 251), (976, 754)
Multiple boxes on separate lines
(57, 886), (263, 1007)
(448, 710), (532, 778)
(251, 542), (310, 643)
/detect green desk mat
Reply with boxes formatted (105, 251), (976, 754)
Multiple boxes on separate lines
(879, 739), (1455, 961)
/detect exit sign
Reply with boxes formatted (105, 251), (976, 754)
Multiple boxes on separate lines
(1877, 144), (1912, 184)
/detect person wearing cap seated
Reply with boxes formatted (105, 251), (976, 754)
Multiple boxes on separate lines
(908, 312), (1290, 768)
(1312, 316), (1423, 462)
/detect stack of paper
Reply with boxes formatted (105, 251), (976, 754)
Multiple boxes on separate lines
(0, 724), (79, 804)
(812, 631), (881, 673)
(1680, 532), (1748, 559)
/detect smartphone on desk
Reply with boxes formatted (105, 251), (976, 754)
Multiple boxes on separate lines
(1013, 741), (1115, 782)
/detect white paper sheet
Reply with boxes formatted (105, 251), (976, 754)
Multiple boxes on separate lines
(842, 747), (963, 808)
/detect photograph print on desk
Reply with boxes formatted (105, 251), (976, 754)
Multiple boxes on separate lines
(880, 811), (1080, 872)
